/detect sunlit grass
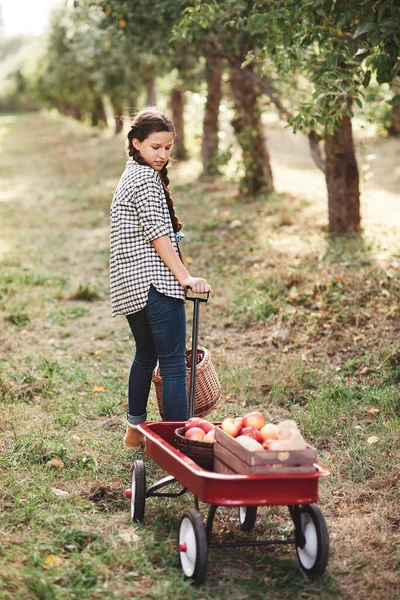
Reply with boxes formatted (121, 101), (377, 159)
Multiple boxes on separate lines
(0, 111), (399, 600)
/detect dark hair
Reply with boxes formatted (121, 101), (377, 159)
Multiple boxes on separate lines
(127, 107), (182, 233)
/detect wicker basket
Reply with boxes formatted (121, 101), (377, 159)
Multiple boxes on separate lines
(174, 427), (214, 470)
(152, 346), (221, 420)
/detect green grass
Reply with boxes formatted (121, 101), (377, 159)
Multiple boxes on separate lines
(0, 111), (399, 600)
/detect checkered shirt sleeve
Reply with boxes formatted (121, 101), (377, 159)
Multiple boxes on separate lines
(110, 161), (185, 316)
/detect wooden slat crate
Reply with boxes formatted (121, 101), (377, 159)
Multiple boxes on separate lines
(214, 427), (317, 474)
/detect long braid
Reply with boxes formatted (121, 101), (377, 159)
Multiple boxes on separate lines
(159, 165), (182, 233)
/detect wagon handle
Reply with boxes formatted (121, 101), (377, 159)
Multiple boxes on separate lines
(184, 288), (209, 419)
(184, 288), (210, 302)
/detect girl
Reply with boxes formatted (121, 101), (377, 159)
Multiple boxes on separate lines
(110, 107), (211, 448)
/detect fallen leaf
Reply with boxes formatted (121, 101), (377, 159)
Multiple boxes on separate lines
(47, 458), (64, 469)
(367, 435), (379, 445)
(367, 408), (380, 415)
(260, 383), (271, 395)
(355, 503), (364, 509)
(91, 385), (106, 393)
(263, 576), (272, 584)
(185, 256), (194, 264)
(229, 219), (242, 229)
(360, 367), (371, 375)
(44, 555), (63, 569)
(118, 530), (140, 543)
(51, 487), (69, 496)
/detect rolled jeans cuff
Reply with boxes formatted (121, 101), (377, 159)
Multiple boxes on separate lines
(127, 411), (147, 426)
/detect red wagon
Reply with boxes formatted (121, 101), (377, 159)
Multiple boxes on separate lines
(125, 292), (331, 584)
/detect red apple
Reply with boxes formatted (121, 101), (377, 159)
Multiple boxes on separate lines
(259, 423), (279, 441)
(196, 419), (214, 434)
(262, 439), (274, 449)
(184, 427), (205, 441)
(221, 418), (242, 438)
(184, 417), (202, 431)
(242, 411), (265, 430)
(203, 430), (215, 443)
(241, 426), (263, 444)
(234, 417), (243, 427)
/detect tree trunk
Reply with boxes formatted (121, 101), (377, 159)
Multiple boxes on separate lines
(110, 96), (124, 134)
(91, 96), (107, 128)
(170, 86), (187, 161)
(145, 75), (157, 106)
(71, 103), (83, 122)
(388, 104), (400, 136)
(202, 56), (222, 176)
(324, 114), (360, 233)
(230, 58), (274, 196)
(65, 103), (82, 121)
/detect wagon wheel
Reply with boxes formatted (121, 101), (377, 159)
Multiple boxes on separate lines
(294, 504), (329, 578)
(178, 508), (208, 584)
(238, 506), (258, 531)
(130, 460), (146, 523)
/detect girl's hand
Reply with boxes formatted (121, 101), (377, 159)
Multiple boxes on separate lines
(181, 276), (212, 294)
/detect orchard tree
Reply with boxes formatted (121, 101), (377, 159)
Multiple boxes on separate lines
(176, 1), (274, 195)
(70, 1), (224, 169)
(38, 1), (144, 130)
(98, 0), (198, 158)
(177, 0), (399, 231)
(238, 0), (400, 232)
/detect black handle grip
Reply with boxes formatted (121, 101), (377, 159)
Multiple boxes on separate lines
(185, 287), (209, 302)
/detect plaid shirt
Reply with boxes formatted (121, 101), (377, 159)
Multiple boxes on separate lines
(110, 160), (184, 316)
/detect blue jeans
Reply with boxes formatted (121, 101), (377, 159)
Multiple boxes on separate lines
(126, 286), (187, 424)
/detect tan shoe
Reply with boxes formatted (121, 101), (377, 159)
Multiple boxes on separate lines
(124, 425), (145, 448)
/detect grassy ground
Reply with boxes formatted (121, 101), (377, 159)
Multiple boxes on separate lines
(0, 111), (399, 600)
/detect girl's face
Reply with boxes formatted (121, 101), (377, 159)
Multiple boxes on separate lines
(133, 131), (174, 172)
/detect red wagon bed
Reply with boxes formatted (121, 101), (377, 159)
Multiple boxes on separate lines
(138, 421), (330, 507)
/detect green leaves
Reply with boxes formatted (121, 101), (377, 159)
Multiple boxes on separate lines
(353, 23), (378, 38)
(249, 12), (267, 33)
(362, 69), (372, 88)
(375, 53), (393, 84)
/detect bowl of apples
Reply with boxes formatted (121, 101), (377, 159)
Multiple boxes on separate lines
(174, 418), (216, 470)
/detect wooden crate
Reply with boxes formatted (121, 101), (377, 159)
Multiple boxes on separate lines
(214, 427), (317, 474)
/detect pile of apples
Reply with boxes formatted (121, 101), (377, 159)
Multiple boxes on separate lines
(185, 349), (204, 369)
(183, 411), (307, 452)
(183, 417), (216, 443)
(221, 411), (307, 452)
